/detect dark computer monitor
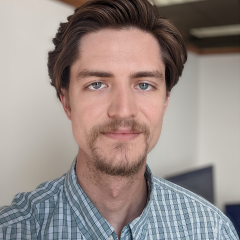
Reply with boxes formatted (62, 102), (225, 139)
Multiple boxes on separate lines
(165, 166), (214, 204)
(225, 204), (240, 237)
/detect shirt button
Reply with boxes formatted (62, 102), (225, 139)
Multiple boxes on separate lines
(108, 235), (113, 240)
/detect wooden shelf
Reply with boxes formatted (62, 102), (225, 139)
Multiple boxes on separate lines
(56, 0), (87, 8)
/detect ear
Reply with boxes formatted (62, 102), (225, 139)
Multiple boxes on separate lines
(163, 91), (170, 115)
(60, 89), (71, 120)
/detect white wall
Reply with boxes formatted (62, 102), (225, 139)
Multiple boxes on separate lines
(197, 54), (240, 211)
(0, 0), (239, 212)
(0, 0), (77, 206)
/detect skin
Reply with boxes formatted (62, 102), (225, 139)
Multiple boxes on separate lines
(61, 28), (169, 239)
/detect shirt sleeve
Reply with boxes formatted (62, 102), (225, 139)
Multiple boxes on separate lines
(220, 218), (239, 240)
(0, 193), (40, 240)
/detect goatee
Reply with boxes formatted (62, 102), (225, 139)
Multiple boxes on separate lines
(87, 119), (150, 177)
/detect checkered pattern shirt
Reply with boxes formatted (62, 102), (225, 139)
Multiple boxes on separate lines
(0, 158), (238, 240)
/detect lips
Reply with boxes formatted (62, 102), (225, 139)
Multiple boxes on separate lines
(102, 128), (141, 141)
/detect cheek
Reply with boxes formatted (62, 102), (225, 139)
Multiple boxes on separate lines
(139, 98), (166, 149)
(70, 96), (107, 139)
(140, 97), (165, 127)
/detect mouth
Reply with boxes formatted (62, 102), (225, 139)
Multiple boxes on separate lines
(102, 128), (141, 141)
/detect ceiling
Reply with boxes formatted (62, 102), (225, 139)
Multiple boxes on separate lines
(56, 0), (240, 54)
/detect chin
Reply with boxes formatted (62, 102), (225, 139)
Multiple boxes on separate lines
(92, 144), (148, 177)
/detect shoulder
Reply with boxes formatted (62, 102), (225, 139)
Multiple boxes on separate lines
(0, 174), (66, 230)
(151, 176), (238, 239)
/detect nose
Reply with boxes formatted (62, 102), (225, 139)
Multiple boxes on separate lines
(107, 84), (138, 119)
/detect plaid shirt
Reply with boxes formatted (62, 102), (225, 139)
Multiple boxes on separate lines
(0, 158), (238, 240)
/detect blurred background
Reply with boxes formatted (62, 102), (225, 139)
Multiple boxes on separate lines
(0, 0), (239, 230)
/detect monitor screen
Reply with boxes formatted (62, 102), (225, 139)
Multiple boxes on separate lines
(165, 166), (214, 204)
(225, 204), (240, 237)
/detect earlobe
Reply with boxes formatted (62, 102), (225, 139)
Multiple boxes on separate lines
(163, 92), (170, 115)
(60, 89), (71, 120)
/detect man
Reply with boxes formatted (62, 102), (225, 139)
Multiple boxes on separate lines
(0, 0), (238, 239)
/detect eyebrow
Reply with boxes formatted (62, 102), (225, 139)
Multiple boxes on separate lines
(76, 69), (164, 80)
(130, 71), (164, 80)
(77, 70), (113, 79)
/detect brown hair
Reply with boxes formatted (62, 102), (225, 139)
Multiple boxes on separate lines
(48, 0), (187, 100)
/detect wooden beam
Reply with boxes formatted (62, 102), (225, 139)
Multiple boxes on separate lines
(198, 47), (240, 55)
(187, 44), (240, 55)
(56, 0), (87, 8)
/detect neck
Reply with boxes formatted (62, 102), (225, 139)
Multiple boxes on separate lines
(75, 150), (148, 239)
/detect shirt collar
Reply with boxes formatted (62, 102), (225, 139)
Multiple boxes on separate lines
(64, 157), (154, 239)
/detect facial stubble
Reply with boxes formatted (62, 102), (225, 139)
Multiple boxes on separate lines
(87, 119), (150, 177)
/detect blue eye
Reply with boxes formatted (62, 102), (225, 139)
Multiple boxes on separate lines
(138, 83), (152, 90)
(88, 82), (107, 90)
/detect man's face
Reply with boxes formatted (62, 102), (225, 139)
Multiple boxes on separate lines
(61, 28), (169, 177)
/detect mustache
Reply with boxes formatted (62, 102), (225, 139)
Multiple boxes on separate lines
(88, 119), (150, 143)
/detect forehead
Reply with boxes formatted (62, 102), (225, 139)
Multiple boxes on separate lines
(72, 28), (165, 75)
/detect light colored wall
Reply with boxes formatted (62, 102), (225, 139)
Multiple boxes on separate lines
(0, 0), (239, 212)
(0, 0), (77, 206)
(197, 54), (240, 211)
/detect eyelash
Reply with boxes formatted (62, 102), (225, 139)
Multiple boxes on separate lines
(135, 83), (154, 91)
(87, 81), (154, 91)
(87, 82), (107, 90)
